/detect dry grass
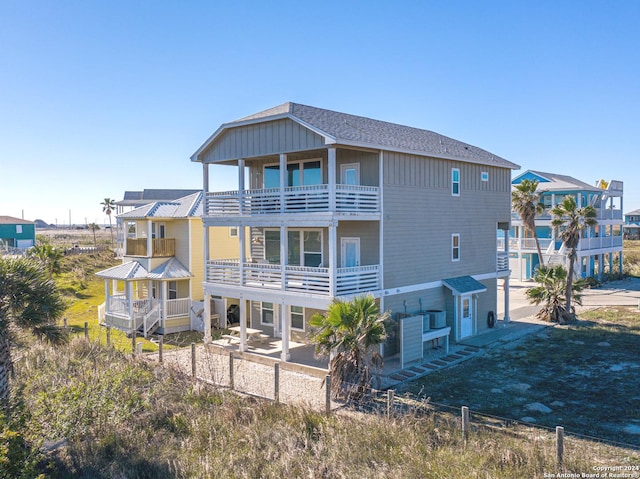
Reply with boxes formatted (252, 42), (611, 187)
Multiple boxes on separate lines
(2, 339), (636, 478)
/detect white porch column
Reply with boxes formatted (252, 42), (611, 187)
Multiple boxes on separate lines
(104, 280), (110, 312)
(238, 159), (245, 215)
(328, 147), (336, 212)
(203, 294), (211, 343)
(239, 299), (247, 352)
(146, 220), (153, 257)
(239, 222), (246, 287)
(280, 302), (290, 361)
(329, 223), (337, 297)
(203, 225), (210, 282)
(161, 281), (168, 329)
(279, 153), (287, 213)
(504, 227), (510, 323)
(203, 162), (209, 217)
(126, 281), (134, 330)
(280, 225), (287, 290)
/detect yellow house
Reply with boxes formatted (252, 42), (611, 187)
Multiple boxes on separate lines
(96, 192), (240, 336)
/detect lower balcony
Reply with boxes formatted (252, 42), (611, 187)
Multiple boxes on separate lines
(206, 260), (381, 296)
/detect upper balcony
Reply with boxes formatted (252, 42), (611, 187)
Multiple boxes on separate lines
(125, 238), (176, 257)
(205, 184), (380, 218)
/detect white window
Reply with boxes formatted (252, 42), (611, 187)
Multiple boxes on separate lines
(481, 171), (489, 182)
(291, 306), (304, 331)
(452, 234), (460, 262)
(152, 222), (166, 239)
(168, 281), (177, 300)
(229, 226), (238, 237)
(263, 228), (323, 267)
(261, 302), (274, 325)
(452, 168), (460, 196)
(16, 225), (22, 234)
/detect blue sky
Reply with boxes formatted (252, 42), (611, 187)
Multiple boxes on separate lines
(1, 1), (638, 225)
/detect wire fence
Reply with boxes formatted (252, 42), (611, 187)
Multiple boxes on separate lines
(75, 324), (639, 465)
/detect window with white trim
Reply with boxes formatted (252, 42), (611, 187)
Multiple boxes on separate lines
(481, 171), (489, 182)
(261, 302), (274, 325)
(452, 234), (460, 261)
(168, 281), (177, 300)
(291, 306), (304, 331)
(452, 168), (460, 196)
(263, 228), (323, 267)
(264, 159), (322, 189)
(16, 225), (22, 234)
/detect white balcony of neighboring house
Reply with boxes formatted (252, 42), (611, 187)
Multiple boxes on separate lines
(205, 259), (381, 297)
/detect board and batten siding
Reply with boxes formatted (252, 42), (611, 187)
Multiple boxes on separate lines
(382, 152), (512, 289)
(201, 119), (326, 163)
(336, 149), (379, 186)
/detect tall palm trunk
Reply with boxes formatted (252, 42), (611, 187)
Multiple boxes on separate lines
(565, 249), (577, 317)
(535, 235), (545, 268)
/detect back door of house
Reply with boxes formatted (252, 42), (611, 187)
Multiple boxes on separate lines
(460, 295), (473, 339)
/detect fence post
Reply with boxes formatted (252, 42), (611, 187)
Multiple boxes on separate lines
(274, 363), (280, 403)
(461, 406), (470, 440)
(136, 342), (143, 356)
(63, 317), (68, 329)
(106, 326), (111, 347)
(131, 331), (136, 355)
(191, 342), (196, 379)
(229, 352), (234, 390)
(556, 426), (564, 466)
(387, 389), (395, 418)
(158, 335), (163, 363)
(325, 375), (331, 415)
(84, 322), (89, 341)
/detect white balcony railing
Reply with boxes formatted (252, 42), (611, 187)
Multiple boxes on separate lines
(206, 260), (381, 296)
(165, 298), (191, 318)
(205, 184), (380, 216)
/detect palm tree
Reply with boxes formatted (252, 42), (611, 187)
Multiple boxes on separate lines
(512, 179), (546, 268)
(309, 295), (389, 399)
(27, 242), (63, 277)
(551, 195), (597, 319)
(526, 264), (587, 323)
(0, 257), (68, 402)
(101, 198), (116, 247)
(87, 223), (100, 248)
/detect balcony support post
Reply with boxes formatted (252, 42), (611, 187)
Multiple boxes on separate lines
(239, 299), (247, 352)
(280, 301), (290, 361)
(127, 281), (134, 330)
(161, 281), (168, 329)
(329, 223), (337, 297)
(328, 147), (336, 212)
(203, 294), (211, 343)
(146, 220), (153, 257)
(280, 225), (287, 291)
(503, 227), (510, 324)
(238, 159), (245, 215)
(279, 153), (287, 213)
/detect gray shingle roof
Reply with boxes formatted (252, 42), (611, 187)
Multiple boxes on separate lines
(625, 208), (640, 216)
(231, 102), (519, 169)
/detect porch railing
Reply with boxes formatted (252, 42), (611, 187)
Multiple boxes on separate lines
(166, 298), (190, 317)
(206, 260), (381, 296)
(205, 184), (380, 216)
(125, 238), (176, 257)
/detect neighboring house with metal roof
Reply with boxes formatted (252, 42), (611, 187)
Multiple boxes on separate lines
(623, 208), (640, 240)
(191, 102), (519, 365)
(96, 192), (240, 337)
(114, 189), (201, 257)
(0, 216), (36, 254)
(508, 170), (624, 281)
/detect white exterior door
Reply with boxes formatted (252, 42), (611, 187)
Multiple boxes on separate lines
(341, 238), (360, 268)
(341, 163), (360, 185)
(460, 295), (473, 339)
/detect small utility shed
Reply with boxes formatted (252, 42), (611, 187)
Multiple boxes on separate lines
(0, 216), (36, 252)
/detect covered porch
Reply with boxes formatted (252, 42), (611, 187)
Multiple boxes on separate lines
(96, 258), (194, 337)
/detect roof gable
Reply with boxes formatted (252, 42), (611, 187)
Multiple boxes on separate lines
(512, 170), (601, 193)
(118, 192), (203, 219)
(193, 102), (519, 170)
(0, 216), (34, 225)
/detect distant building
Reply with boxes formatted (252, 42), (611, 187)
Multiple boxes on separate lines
(508, 170), (624, 280)
(0, 216), (36, 253)
(623, 208), (640, 240)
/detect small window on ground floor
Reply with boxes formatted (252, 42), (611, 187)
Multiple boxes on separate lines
(168, 281), (177, 300)
(261, 302), (274, 325)
(291, 306), (304, 331)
